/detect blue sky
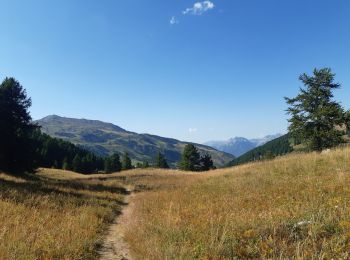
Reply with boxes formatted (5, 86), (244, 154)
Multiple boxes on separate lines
(1, 0), (350, 143)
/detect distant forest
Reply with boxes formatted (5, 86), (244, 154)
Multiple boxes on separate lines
(0, 77), (131, 174)
(228, 134), (293, 166)
(0, 77), (214, 174)
(33, 132), (106, 174)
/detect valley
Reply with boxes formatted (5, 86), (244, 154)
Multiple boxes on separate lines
(1, 1), (349, 258)
(37, 115), (234, 168)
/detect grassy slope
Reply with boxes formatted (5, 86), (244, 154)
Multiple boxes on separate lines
(123, 148), (350, 259)
(1, 148), (350, 259)
(0, 169), (128, 259)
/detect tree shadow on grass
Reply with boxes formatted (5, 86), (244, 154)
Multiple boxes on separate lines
(0, 172), (134, 259)
(41, 177), (131, 195)
(0, 175), (129, 209)
(1, 171), (130, 195)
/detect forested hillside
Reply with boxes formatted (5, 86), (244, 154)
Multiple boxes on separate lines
(227, 134), (293, 166)
(37, 115), (234, 167)
(33, 132), (106, 173)
(204, 134), (282, 157)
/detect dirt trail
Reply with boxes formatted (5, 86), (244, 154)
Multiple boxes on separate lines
(98, 188), (136, 260)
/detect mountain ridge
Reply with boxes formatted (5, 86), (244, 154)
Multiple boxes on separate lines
(36, 115), (235, 168)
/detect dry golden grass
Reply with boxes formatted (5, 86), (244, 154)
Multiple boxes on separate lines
(0, 168), (128, 259)
(123, 149), (350, 259)
(2, 148), (350, 259)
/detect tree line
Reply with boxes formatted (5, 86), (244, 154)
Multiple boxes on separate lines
(35, 134), (135, 174)
(0, 77), (133, 174)
(0, 77), (215, 174)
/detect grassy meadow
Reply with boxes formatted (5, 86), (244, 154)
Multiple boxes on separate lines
(123, 149), (350, 259)
(1, 148), (350, 259)
(0, 168), (128, 259)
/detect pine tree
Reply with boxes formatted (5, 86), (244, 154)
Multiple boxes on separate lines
(113, 153), (122, 172)
(104, 158), (112, 173)
(155, 152), (169, 169)
(178, 144), (201, 171)
(53, 160), (59, 169)
(104, 153), (121, 173)
(142, 161), (150, 168)
(62, 157), (71, 170)
(344, 110), (350, 135)
(199, 154), (214, 171)
(72, 154), (83, 173)
(81, 156), (89, 174)
(285, 68), (345, 151)
(122, 152), (132, 170)
(0, 77), (38, 173)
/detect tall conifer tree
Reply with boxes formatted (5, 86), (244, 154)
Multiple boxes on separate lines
(285, 68), (345, 151)
(155, 151), (169, 169)
(122, 152), (132, 170)
(0, 78), (38, 173)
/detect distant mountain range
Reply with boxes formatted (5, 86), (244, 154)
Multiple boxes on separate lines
(36, 115), (235, 168)
(204, 134), (283, 157)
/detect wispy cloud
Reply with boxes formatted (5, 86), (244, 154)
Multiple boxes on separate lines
(188, 128), (198, 133)
(169, 16), (179, 25)
(183, 1), (215, 15)
(169, 1), (215, 25)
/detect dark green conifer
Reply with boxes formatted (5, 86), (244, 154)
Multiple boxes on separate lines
(285, 68), (345, 151)
(178, 144), (201, 171)
(122, 152), (132, 170)
(0, 77), (38, 173)
(72, 154), (83, 173)
(155, 152), (169, 169)
(199, 154), (214, 171)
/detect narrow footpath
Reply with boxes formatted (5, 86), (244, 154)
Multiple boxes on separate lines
(98, 188), (136, 260)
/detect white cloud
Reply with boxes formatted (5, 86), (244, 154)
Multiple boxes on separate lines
(170, 16), (179, 25)
(183, 1), (215, 15)
(188, 128), (198, 133)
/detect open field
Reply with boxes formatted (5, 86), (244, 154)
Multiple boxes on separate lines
(122, 149), (350, 259)
(1, 148), (350, 259)
(0, 168), (128, 259)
